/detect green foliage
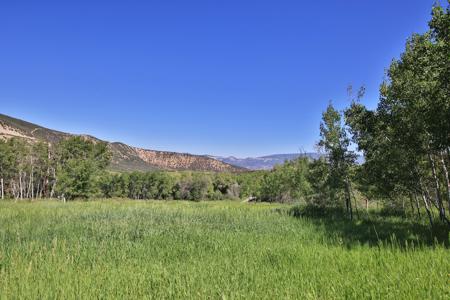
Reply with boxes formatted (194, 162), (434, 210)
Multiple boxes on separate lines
(0, 138), (56, 199)
(236, 170), (264, 198)
(56, 159), (98, 200)
(99, 171), (239, 201)
(259, 158), (311, 202)
(344, 2), (450, 225)
(95, 157), (314, 203)
(173, 173), (212, 201)
(318, 102), (357, 218)
(306, 157), (333, 206)
(212, 172), (240, 199)
(121, 171), (175, 200)
(0, 139), (15, 182)
(0, 135), (335, 203)
(56, 137), (111, 200)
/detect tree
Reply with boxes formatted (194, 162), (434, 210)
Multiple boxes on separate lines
(318, 103), (356, 219)
(0, 140), (14, 199)
(307, 157), (331, 206)
(236, 171), (264, 199)
(259, 158), (311, 203)
(55, 137), (111, 200)
(344, 2), (450, 225)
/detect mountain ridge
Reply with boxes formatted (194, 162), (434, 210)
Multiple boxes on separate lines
(210, 153), (323, 170)
(0, 113), (244, 172)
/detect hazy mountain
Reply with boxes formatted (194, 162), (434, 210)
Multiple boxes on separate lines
(0, 113), (244, 172)
(209, 153), (323, 170)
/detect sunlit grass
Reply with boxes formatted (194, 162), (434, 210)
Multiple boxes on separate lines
(0, 199), (448, 299)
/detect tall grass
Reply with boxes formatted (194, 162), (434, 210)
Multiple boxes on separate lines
(0, 200), (448, 299)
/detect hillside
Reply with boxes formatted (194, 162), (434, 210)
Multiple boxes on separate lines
(0, 113), (244, 172)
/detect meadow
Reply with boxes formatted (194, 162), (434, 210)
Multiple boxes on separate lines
(0, 200), (448, 299)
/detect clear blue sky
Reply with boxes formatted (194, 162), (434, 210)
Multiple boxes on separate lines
(0, 0), (436, 157)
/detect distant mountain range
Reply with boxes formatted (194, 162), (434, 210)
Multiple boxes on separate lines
(209, 153), (323, 170)
(0, 113), (244, 172)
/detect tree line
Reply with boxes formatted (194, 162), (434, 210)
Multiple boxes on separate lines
(0, 136), (110, 201)
(0, 135), (311, 202)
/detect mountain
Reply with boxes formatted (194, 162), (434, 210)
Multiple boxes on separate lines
(210, 153), (323, 170)
(0, 113), (244, 172)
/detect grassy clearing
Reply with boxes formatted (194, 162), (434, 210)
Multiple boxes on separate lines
(0, 200), (448, 299)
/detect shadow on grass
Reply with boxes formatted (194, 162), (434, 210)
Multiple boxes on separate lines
(286, 205), (449, 248)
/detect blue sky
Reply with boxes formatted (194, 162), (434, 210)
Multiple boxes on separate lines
(0, 0), (436, 157)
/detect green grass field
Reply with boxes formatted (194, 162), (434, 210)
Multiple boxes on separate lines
(0, 200), (448, 299)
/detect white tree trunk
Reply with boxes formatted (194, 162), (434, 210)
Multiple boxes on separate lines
(414, 194), (421, 218)
(439, 152), (450, 213)
(421, 192), (433, 226)
(19, 172), (23, 200)
(428, 152), (446, 221)
(50, 168), (56, 198)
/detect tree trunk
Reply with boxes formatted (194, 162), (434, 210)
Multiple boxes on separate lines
(414, 193), (421, 218)
(421, 192), (434, 226)
(439, 152), (450, 213)
(425, 187), (450, 224)
(428, 152), (446, 221)
(50, 168), (56, 198)
(0, 178), (3, 200)
(345, 177), (353, 220)
(12, 181), (18, 201)
(30, 165), (34, 199)
(39, 182), (43, 198)
(36, 181), (40, 200)
(418, 176), (434, 226)
(349, 182), (359, 218)
(447, 147), (450, 165)
(408, 195), (415, 218)
(402, 198), (406, 217)
(19, 172), (23, 200)
(50, 182), (55, 198)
